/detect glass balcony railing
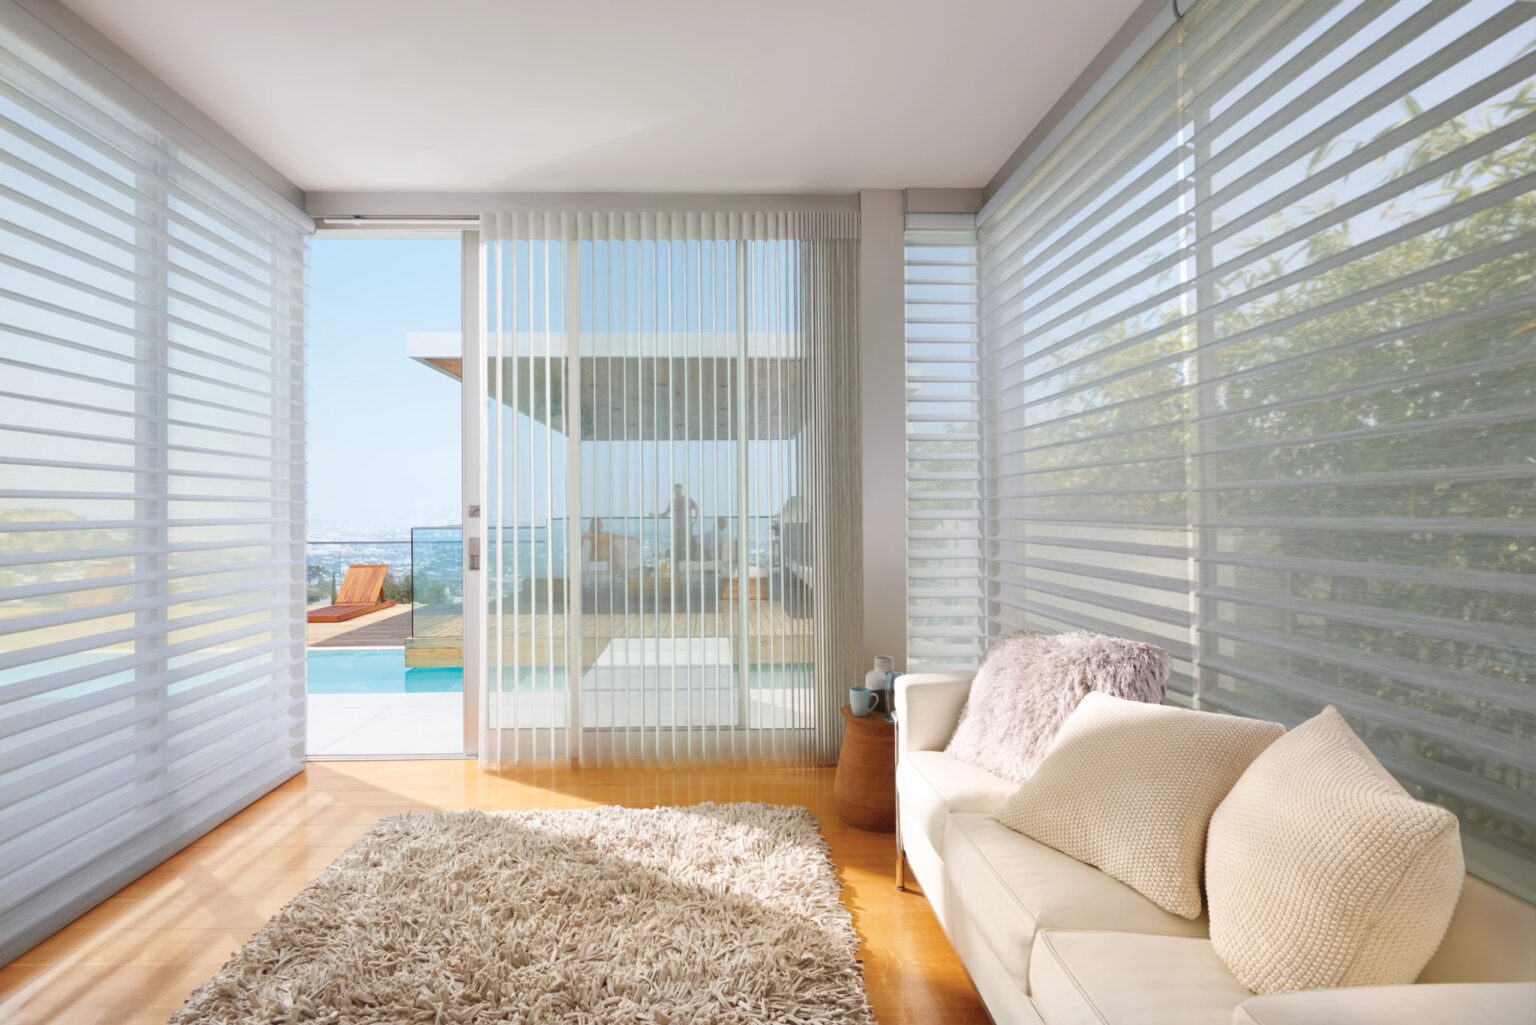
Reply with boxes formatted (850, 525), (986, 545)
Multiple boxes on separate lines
(411, 526), (464, 643)
(305, 540), (411, 607)
(306, 514), (804, 636)
(303, 534), (462, 644)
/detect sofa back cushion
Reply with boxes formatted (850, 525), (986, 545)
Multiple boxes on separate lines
(1420, 876), (1536, 984)
(994, 693), (1283, 918)
(1207, 706), (1464, 993)
(945, 631), (1168, 784)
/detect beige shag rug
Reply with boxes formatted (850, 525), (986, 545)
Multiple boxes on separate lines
(169, 803), (874, 1025)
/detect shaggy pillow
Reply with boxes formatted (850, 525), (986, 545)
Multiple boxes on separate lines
(945, 631), (1169, 784)
(1207, 706), (1464, 994)
(995, 693), (1284, 918)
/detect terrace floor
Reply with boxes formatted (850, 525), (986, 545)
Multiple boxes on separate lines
(306, 605), (413, 648)
(410, 600), (813, 666)
(303, 599), (814, 758)
(307, 607), (460, 758)
(308, 690), (462, 759)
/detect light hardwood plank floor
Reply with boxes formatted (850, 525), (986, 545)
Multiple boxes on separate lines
(0, 760), (989, 1025)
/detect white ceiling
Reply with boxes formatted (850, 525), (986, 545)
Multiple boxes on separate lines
(62, 0), (1144, 195)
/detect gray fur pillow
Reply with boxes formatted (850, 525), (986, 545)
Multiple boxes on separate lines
(945, 631), (1169, 783)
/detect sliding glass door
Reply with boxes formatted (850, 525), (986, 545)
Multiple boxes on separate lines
(572, 230), (814, 763)
(478, 211), (859, 767)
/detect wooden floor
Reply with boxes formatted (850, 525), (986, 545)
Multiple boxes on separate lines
(0, 761), (989, 1025)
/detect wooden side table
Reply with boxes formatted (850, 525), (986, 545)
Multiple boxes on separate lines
(834, 706), (896, 831)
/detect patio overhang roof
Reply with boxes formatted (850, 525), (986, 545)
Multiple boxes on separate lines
(408, 332), (803, 440)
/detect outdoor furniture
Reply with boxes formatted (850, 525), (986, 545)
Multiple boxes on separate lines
(721, 565), (769, 601)
(307, 563), (397, 623)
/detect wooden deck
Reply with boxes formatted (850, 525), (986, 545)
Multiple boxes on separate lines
(305, 600), (813, 669)
(306, 605), (412, 648)
(405, 600), (813, 668)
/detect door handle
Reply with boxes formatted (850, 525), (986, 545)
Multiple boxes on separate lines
(467, 535), (480, 572)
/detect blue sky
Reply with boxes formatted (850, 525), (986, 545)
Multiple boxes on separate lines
(307, 238), (462, 540)
(307, 236), (804, 542)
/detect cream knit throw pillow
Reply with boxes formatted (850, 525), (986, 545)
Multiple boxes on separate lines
(994, 693), (1284, 918)
(946, 631), (1168, 784)
(1206, 706), (1464, 994)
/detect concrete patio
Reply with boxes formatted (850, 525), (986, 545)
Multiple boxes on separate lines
(306, 690), (463, 758)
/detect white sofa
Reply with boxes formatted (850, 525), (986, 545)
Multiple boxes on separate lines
(894, 672), (1536, 1025)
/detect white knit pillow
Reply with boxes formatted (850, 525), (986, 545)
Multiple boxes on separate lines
(1207, 706), (1464, 994)
(994, 693), (1284, 918)
(946, 631), (1169, 784)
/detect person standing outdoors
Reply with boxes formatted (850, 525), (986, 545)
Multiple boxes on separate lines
(656, 483), (700, 560)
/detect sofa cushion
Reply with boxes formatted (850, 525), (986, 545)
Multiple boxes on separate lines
(1207, 706), (1464, 994)
(897, 750), (1015, 856)
(1421, 875), (1536, 984)
(941, 813), (1208, 990)
(1029, 930), (1251, 1025)
(944, 905), (1051, 1025)
(1234, 982), (1536, 1025)
(996, 694), (1283, 919)
(946, 631), (1168, 783)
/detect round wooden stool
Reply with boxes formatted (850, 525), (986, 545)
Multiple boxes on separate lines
(834, 705), (896, 831)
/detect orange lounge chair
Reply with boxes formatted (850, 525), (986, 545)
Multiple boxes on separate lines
(307, 564), (397, 623)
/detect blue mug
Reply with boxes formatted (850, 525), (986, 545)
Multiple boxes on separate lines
(849, 687), (879, 717)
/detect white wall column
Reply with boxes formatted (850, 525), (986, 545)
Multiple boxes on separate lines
(858, 189), (905, 670)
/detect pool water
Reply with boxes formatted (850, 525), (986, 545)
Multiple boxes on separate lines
(306, 649), (463, 694)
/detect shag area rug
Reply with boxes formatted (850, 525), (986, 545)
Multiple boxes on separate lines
(168, 803), (874, 1025)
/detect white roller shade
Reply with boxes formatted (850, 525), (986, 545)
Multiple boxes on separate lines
(975, 0), (1536, 897)
(0, 8), (308, 964)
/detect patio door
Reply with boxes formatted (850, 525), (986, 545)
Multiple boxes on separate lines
(304, 234), (468, 759)
(472, 210), (860, 767)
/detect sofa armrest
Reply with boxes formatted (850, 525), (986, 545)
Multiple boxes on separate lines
(894, 672), (974, 755)
(1234, 982), (1536, 1025)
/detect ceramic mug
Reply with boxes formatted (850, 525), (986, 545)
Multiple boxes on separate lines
(849, 687), (879, 717)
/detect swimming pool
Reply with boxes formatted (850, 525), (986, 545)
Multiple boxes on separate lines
(306, 649), (463, 694)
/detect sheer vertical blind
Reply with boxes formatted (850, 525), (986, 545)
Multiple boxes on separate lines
(0, 10), (309, 963)
(481, 211), (861, 766)
(974, 0), (1536, 895)
(904, 213), (984, 673)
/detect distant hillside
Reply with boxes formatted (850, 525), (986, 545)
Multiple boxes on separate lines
(0, 507), (81, 523)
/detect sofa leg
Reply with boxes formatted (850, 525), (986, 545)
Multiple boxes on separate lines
(896, 844), (908, 891)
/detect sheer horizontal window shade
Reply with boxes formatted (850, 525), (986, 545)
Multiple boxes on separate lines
(0, 10), (307, 965)
(979, 13), (1198, 695)
(906, 214), (984, 672)
(976, 0), (1536, 895)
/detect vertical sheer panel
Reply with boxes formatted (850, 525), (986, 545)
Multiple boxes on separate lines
(0, 12), (308, 964)
(972, 0), (1536, 896)
(481, 210), (859, 766)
